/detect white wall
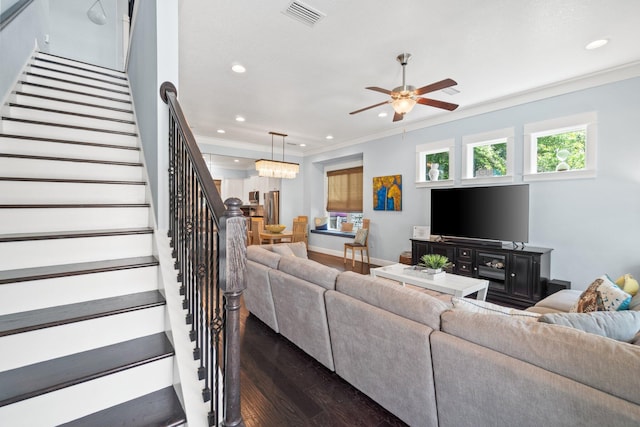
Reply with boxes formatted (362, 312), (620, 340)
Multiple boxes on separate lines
(48, 0), (128, 70)
(304, 77), (640, 290)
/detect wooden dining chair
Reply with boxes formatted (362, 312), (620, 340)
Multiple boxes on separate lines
(292, 220), (308, 247)
(251, 218), (266, 245)
(344, 219), (370, 268)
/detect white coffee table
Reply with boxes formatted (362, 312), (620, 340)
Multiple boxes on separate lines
(371, 263), (489, 300)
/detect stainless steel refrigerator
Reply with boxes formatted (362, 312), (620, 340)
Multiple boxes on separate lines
(264, 191), (280, 225)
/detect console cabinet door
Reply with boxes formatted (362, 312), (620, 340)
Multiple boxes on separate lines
(507, 254), (536, 300)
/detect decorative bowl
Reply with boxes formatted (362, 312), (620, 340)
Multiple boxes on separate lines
(265, 224), (286, 233)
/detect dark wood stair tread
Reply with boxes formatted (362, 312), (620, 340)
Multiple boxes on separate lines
(30, 64), (130, 88)
(0, 255), (158, 285)
(35, 54), (128, 79)
(1, 117), (138, 137)
(0, 133), (140, 151)
(0, 332), (174, 407)
(18, 81), (132, 104)
(25, 72), (130, 95)
(13, 91), (134, 113)
(0, 152), (142, 167)
(0, 290), (165, 337)
(8, 103), (135, 124)
(0, 176), (145, 185)
(59, 386), (186, 427)
(0, 227), (153, 243)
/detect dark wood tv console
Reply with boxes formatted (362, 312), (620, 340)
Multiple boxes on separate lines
(411, 239), (552, 309)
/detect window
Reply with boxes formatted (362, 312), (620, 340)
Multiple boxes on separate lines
(416, 139), (455, 187)
(524, 112), (597, 181)
(462, 128), (514, 184)
(326, 166), (363, 230)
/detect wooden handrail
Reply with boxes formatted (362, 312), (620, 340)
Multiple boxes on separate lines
(160, 81), (246, 427)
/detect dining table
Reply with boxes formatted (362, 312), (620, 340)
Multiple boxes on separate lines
(259, 230), (293, 244)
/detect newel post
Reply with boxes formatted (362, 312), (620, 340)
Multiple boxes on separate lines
(219, 197), (246, 427)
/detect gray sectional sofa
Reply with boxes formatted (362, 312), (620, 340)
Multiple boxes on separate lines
(244, 243), (640, 427)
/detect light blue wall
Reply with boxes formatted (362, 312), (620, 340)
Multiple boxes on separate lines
(127, 0), (159, 224)
(304, 77), (640, 290)
(0, 0), (48, 104)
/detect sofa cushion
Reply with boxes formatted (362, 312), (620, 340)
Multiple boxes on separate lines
(246, 245), (281, 269)
(570, 275), (632, 312)
(452, 297), (540, 322)
(271, 244), (295, 257)
(528, 289), (582, 313)
(335, 271), (449, 330)
(277, 255), (339, 290)
(629, 293), (640, 311)
(288, 241), (308, 258)
(244, 260), (279, 332)
(440, 310), (640, 406)
(538, 311), (640, 343)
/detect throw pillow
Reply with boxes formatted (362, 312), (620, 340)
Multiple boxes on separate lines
(288, 242), (308, 259)
(353, 228), (368, 245)
(538, 311), (640, 343)
(615, 273), (639, 296)
(314, 216), (328, 230)
(271, 244), (295, 257)
(451, 297), (541, 322)
(570, 275), (632, 313)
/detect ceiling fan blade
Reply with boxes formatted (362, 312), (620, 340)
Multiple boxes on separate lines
(414, 78), (457, 96)
(349, 100), (390, 115)
(392, 112), (404, 122)
(416, 97), (459, 111)
(366, 86), (393, 95)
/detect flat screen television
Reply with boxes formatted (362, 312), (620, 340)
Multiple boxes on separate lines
(430, 184), (529, 244)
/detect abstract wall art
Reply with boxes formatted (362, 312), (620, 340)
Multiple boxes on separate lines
(373, 175), (402, 211)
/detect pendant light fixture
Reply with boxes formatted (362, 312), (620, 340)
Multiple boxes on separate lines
(87, 0), (107, 25)
(255, 132), (300, 179)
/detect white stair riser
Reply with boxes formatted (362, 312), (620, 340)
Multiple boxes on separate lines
(0, 265), (158, 315)
(0, 306), (166, 370)
(0, 356), (174, 426)
(18, 83), (132, 110)
(1, 120), (138, 147)
(23, 75), (131, 102)
(0, 157), (144, 181)
(35, 54), (127, 80)
(0, 181), (146, 204)
(0, 137), (140, 163)
(0, 233), (153, 270)
(13, 92), (134, 121)
(28, 66), (130, 92)
(0, 206), (150, 234)
(5, 105), (137, 133)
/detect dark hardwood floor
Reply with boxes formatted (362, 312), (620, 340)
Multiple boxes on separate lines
(240, 251), (407, 426)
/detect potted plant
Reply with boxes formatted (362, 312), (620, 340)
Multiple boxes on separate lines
(419, 254), (451, 274)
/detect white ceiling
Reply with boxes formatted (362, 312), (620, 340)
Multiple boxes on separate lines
(178, 0), (640, 160)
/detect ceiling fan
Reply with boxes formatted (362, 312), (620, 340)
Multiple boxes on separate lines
(350, 53), (459, 122)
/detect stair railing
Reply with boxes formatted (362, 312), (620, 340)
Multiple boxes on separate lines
(160, 82), (246, 427)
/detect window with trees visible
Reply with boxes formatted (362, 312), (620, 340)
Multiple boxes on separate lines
(326, 166), (363, 230)
(416, 139), (455, 187)
(462, 128), (514, 183)
(524, 112), (597, 181)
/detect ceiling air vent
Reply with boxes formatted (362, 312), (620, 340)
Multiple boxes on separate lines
(283, 1), (325, 27)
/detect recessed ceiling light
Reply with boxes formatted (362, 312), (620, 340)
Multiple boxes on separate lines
(217, 129), (226, 134)
(585, 39), (608, 50)
(300, 143), (306, 147)
(325, 135), (334, 140)
(378, 112), (388, 118)
(231, 63), (246, 73)
(235, 116), (245, 122)
(234, 159), (239, 162)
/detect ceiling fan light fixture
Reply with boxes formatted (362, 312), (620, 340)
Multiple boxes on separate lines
(392, 97), (417, 115)
(255, 132), (300, 179)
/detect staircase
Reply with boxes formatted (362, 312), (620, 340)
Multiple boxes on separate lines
(0, 52), (186, 426)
